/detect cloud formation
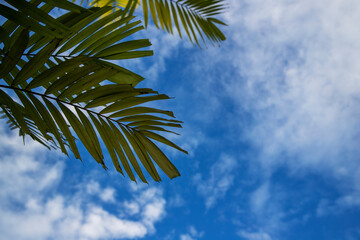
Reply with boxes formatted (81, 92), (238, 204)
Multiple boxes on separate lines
(191, 0), (360, 203)
(223, 0), (360, 176)
(0, 123), (166, 240)
(194, 154), (237, 208)
(184, 0), (360, 236)
(179, 226), (204, 240)
(238, 230), (272, 240)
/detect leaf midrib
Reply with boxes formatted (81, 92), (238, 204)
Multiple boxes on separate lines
(0, 84), (131, 129)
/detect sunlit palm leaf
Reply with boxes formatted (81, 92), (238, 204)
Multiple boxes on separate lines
(0, 0), (187, 183)
(89, 0), (227, 46)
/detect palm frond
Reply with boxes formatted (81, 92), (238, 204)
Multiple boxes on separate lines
(90, 0), (227, 46)
(0, 0), (187, 183)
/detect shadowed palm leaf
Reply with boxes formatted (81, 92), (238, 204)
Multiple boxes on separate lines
(90, 0), (227, 46)
(0, 0), (187, 183)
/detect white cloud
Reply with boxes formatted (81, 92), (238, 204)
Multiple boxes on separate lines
(228, 0), (360, 176)
(100, 188), (116, 202)
(86, 180), (101, 195)
(78, 207), (147, 240)
(0, 124), (64, 203)
(232, 0), (360, 220)
(189, 226), (204, 238)
(214, 0), (360, 166)
(316, 190), (360, 217)
(179, 226), (204, 240)
(124, 201), (140, 215)
(250, 182), (270, 214)
(0, 123), (166, 240)
(141, 191), (166, 232)
(180, 235), (195, 240)
(168, 193), (185, 207)
(85, 181), (116, 203)
(189, 0), (360, 214)
(243, 181), (287, 239)
(194, 154), (237, 208)
(238, 231), (272, 240)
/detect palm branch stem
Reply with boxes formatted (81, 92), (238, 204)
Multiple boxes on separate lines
(0, 84), (129, 128)
(23, 53), (72, 59)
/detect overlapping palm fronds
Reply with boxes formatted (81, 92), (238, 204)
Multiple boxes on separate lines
(90, 0), (227, 46)
(0, 0), (187, 183)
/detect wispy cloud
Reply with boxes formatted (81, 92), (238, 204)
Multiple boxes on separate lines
(237, 230), (272, 240)
(223, 0), (360, 176)
(168, 193), (185, 208)
(188, 0), (360, 217)
(179, 225), (204, 240)
(316, 190), (360, 217)
(0, 123), (166, 240)
(194, 154), (237, 209)
(85, 180), (116, 203)
(237, 181), (286, 240)
(250, 182), (270, 214)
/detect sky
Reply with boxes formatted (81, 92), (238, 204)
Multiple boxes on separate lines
(1, 0), (360, 239)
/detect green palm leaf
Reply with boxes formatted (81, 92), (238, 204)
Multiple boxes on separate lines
(90, 0), (227, 46)
(0, 0), (187, 183)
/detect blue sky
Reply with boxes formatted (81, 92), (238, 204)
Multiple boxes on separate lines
(1, 0), (360, 239)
